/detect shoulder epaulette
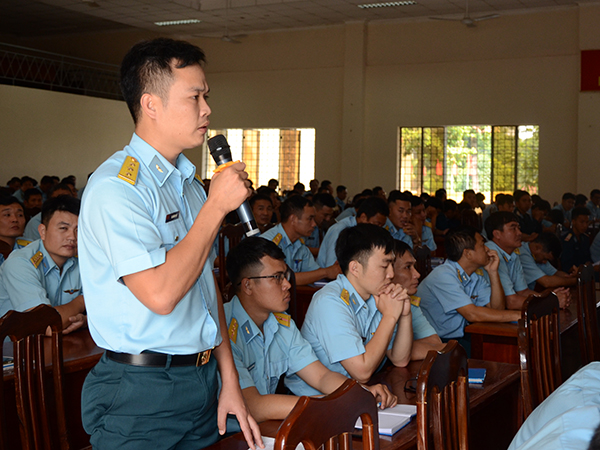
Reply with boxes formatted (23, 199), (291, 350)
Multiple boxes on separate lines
(299, 238), (305, 245)
(117, 156), (140, 185)
(274, 312), (291, 327)
(564, 233), (572, 242)
(30, 251), (44, 269)
(410, 295), (421, 307)
(272, 233), (282, 246)
(16, 238), (31, 247)
(340, 289), (350, 306)
(194, 174), (205, 185)
(475, 268), (484, 277)
(424, 222), (432, 228)
(228, 318), (239, 344)
(514, 248), (521, 255)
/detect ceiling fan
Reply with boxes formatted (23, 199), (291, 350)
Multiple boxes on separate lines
(430, 0), (499, 27)
(195, 0), (247, 43)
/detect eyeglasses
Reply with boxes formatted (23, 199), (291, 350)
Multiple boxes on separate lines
(241, 269), (292, 286)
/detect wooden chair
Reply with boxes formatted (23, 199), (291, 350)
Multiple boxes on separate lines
(217, 223), (246, 292)
(577, 263), (600, 364)
(0, 304), (70, 450)
(273, 379), (379, 450)
(414, 245), (433, 279)
(517, 291), (562, 419)
(416, 340), (469, 450)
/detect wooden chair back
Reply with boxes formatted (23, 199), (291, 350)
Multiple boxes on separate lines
(273, 379), (379, 450)
(577, 264), (600, 364)
(0, 305), (69, 450)
(416, 340), (469, 450)
(517, 291), (562, 419)
(414, 246), (432, 279)
(217, 223), (246, 291)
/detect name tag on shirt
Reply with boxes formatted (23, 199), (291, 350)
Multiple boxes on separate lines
(166, 211), (180, 223)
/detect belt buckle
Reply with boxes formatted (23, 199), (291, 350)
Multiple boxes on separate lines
(196, 349), (212, 367)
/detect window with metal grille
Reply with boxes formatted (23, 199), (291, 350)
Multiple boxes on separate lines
(398, 125), (538, 202)
(202, 128), (315, 192)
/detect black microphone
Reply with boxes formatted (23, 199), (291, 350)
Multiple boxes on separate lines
(208, 134), (259, 237)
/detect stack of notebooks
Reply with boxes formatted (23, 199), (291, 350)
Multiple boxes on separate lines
(356, 404), (417, 436)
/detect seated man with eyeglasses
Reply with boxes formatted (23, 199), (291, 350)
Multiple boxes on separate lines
(287, 224), (413, 396)
(223, 237), (396, 430)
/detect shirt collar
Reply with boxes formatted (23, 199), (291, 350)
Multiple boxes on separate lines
(339, 274), (370, 314)
(444, 259), (475, 285)
(231, 296), (279, 345)
(38, 240), (76, 276)
(486, 240), (515, 263)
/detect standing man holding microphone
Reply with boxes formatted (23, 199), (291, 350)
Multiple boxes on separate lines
(78, 38), (263, 450)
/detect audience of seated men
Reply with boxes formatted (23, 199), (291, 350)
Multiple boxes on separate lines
(260, 195), (341, 286)
(485, 211), (569, 310)
(0, 196), (30, 266)
(5, 177), (21, 195)
(24, 183), (77, 241)
(391, 240), (445, 360)
(335, 192), (367, 222)
(249, 194), (274, 235)
(460, 189), (479, 211)
(11, 176), (37, 203)
(22, 188), (43, 222)
(334, 185), (347, 212)
(518, 233), (577, 290)
(409, 195), (437, 251)
(514, 190), (539, 242)
(317, 196), (388, 268)
(560, 206), (592, 271)
(222, 237), (396, 429)
(0, 195), (86, 333)
(304, 193), (335, 257)
(553, 192), (576, 226)
(287, 224), (413, 396)
(386, 190), (421, 248)
(418, 226), (521, 354)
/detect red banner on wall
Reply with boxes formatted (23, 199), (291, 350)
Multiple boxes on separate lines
(581, 50), (600, 91)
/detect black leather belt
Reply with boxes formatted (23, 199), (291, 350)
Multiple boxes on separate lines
(106, 349), (212, 367)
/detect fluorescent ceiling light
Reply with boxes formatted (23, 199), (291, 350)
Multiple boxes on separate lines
(358, 1), (417, 8)
(154, 19), (202, 26)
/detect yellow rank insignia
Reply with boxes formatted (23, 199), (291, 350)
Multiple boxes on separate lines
(16, 238), (31, 247)
(564, 233), (572, 242)
(30, 251), (43, 269)
(475, 268), (484, 276)
(272, 233), (282, 245)
(424, 221), (432, 228)
(274, 313), (291, 327)
(502, 254), (509, 262)
(194, 174), (204, 185)
(410, 295), (421, 307)
(340, 289), (350, 306)
(456, 269), (463, 282)
(299, 238), (305, 245)
(514, 248), (521, 255)
(118, 156), (140, 185)
(228, 318), (238, 344)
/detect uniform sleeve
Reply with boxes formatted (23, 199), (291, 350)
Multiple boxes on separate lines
(497, 257), (517, 296)
(422, 226), (437, 252)
(411, 305), (437, 340)
(230, 342), (257, 391)
(519, 251), (547, 287)
(1, 257), (51, 311)
(317, 227), (339, 268)
(539, 262), (558, 276)
(511, 257), (529, 293)
(423, 269), (485, 314)
(82, 177), (167, 280)
(298, 245), (321, 272)
(285, 321), (318, 376)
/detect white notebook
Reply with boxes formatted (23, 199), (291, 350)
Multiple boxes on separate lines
(355, 404), (417, 436)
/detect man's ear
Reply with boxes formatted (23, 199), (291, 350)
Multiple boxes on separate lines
(241, 279), (252, 296)
(140, 93), (158, 120)
(492, 228), (501, 241)
(348, 260), (361, 278)
(38, 223), (47, 241)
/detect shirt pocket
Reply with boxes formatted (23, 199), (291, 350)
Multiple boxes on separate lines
(268, 359), (289, 394)
(156, 218), (186, 251)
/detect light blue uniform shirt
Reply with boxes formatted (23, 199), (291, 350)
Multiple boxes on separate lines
(78, 133), (220, 354)
(287, 275), (398, 396)
(417, 260), (491, 339)
(0, 240), (81, 318)
(12, 190), (25, 203)
(485, 241), (528, 296)
(303, 225), (320, 249)
(508, 362), (600, 450)
(384, 219), (436, 251)
(335, 197), (346, 211)
(260, 223), (320, 273)
(586, 201), (600, 222)
(317, 216), (356, 268)
(335, 207), (356, 223)
(23, 212), (42, 241)
(518, 242), (558, 290)
(224, 296), (318, 395)
(0, 238), (32, 267)
(411, 303), (437, 339)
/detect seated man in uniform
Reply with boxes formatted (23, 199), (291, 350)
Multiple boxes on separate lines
(287, 224), (413, 396)
(0, 195), (86, 333)
(418, 226), (521, 353)
(249, 194), (274, 235)
(335, 185), (347, 212)
(261, 195), (341, 285)
(561, 206), (592, 272)
(587, 189), (600, 223)
(0, 196), (29, 266)
(409, 196), (437, 252)
(22, 188), (43, 221)
(514, 190), (539, 242)
(518, 232), (576, 290)
(223, 237), (396, 426)
(391, 240), (445, 360)
(385, 190), (420, 248)
(553, 192), (576, 226)
(317, 196), (388, 268)
(304, 193), (335, 257)
(23, 183), (75, 241)
(485, 211), (569, 310)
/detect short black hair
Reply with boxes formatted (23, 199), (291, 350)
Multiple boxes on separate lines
(49, 183), (74, 197)
(387, 190), (412, 205)
(280, 195), (312, 223)
(20, 176), (37, 187)
(335, 224), (394, 275)
(590, 189), (600, 198)
(0, 196), (23, 208)
(463, 189), (475, 196)
(256, 186), (277, 197)
(575, 194), (588, 206)
(249, 194), (273, 208)
(312, 193), (336, 209)
(546, 208), (564, 225)
(434, 188), (446, 200)
(562, 192), (576, 201)
(336, 185), (347, 193)
(497, 194), (514, 208)
(120, 38), (206, 124)
(226, 237), (286, 291)
(23, 188), (42, 202)
(425, 197), (442, 210)
(410, 196), (423, 207)
(321, 180), (332, 188)
(485, 211), (519, 240)
(356, 196), (389, 219)
(41, 195), (80, 226)
(571, 205), (590, 221)
(293, 182), (305, 191)
(393, 239), (414, 259)
(442, 199), (458, 213)
(532, 232), (562, 260)
(513, 190), (530, 203)
(532, 200), (551, 213)
(445, 226), (479, 262)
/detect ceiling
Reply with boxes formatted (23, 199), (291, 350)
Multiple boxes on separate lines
(0, 0), (596, 39)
